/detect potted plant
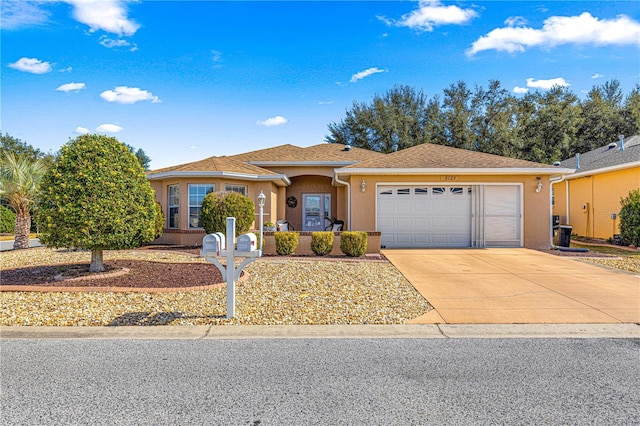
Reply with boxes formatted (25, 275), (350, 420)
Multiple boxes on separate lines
(264, 222), (276, 232)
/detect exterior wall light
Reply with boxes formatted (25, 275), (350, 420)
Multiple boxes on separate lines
(360, 180), (367, 193)
(536, 177), (543, 193)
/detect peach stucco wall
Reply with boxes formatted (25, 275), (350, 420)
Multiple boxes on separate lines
(149, 177), (280, 245)
(345, 174), (552, 249)
(552, 166), (640, 239)
(284, 175), (337, 231)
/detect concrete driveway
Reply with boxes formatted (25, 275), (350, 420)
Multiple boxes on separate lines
(383, 248), (640, 324)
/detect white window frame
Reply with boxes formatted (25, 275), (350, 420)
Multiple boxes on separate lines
(168, 185), (179, 229)
(188, 184), (215, 229)
(225, 184), (247, 196)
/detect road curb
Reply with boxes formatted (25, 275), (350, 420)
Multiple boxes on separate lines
(1, 324), (639, 340)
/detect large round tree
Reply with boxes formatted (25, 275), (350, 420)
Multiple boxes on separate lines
(38, 134), (157, 272)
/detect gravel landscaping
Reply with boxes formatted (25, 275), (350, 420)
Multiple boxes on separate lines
(0, 247), (432, 326)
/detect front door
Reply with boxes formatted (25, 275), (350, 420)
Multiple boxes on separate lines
(303, 194), (331, 231)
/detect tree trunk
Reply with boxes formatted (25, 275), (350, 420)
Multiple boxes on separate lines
(90, 249), (105, 273)
(13, 212), (31, 250)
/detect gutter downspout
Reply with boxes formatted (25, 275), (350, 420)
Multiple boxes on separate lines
(333, 172), (351, 230)
(549, 175), (566, 249)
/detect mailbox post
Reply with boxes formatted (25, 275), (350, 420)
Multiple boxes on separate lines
(201, 217), (261, 318)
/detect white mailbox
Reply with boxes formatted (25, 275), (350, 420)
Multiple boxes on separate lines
(201, 233), (223, 257)
(213, 232), (226, 250)
(237, 233), (257, 252)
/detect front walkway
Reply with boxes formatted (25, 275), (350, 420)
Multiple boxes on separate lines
(383, 248), (640, 324)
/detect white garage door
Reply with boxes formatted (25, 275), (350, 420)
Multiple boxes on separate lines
(377, 185), (472, 248)
(377, 184), (522, 248)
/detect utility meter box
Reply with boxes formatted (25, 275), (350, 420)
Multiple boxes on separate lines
(237, 233), (257, 252)
(201, 233), (223, 257)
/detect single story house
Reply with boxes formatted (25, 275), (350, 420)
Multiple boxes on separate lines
(147, 142), (573, 250)
(552, 135), (640, 240)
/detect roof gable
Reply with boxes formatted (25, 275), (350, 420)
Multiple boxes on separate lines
(344, 142), (552, 169)
(148, 155), (278, 176)
(229, 143), (385, 163)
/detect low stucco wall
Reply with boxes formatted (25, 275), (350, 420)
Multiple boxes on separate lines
(153, 229), (206, 246)
(262, 231), (381, 256)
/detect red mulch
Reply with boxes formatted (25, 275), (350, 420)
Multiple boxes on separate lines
(1, 260), (223, 289)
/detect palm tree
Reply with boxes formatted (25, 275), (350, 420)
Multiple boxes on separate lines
(0, 153), (48, 249)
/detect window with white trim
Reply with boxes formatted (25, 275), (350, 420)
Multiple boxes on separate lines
(188, 184), (214, 228)
(168, 185), (179, 229)
(225, 184), (247, 196)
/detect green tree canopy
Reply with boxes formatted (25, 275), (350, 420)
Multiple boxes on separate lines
(38, 134), (157, 272)
(0, 153), (48, 249)
(1, 133), (54, 165)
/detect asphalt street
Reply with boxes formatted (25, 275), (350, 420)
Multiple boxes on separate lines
(1, 337), (638, 425)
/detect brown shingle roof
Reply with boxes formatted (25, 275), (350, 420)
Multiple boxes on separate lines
(229, 143), (385, 163)
(344, 143), (551, 169)
(148, 155), (279, 176)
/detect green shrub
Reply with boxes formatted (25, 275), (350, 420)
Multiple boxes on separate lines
(619, 189), (640, 246)
(154, 202), (164, 240)
(274, 231), (298, 255)
(0, 205), (15, 233)
(340, 231), (367, 257)
(200, 191), (255, 235)
(311, 231), (334, 256)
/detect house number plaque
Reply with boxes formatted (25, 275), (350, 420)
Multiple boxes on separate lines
(441, 176), (458, 181)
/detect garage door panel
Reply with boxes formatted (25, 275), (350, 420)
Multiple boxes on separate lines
(485, 216), (519, 241)
(378, 185), (473, 248)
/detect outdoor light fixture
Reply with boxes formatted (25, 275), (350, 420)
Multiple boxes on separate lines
(361, 180), (367, 192)
(258, 191), (266, 250)
(535, 177), (543, 193)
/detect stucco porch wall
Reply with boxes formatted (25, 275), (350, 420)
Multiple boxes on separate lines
(345, 174), (552, 250)
(552, 166), (640, 240)
(261, 231), (381, 255)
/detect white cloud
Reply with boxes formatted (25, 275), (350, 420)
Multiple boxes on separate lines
(468, 12), (640, 56)
(66, 0), (139, 37)
(96, 123), (123, 133)
(513, 86), (529, 94)
(75, 126), (90, 134)
(99, 36), (136, 51)
(318, 101), (334, 105)
(350, 67), (387, 83)
(100, 86), (161, 104)
(56, 82), (86, 92)
(526, 77), (570, 90)
(592, 73), (604, 79)
(59, 66), (73, 73)
(504, 16), (527, 27)
(395, 0), (478, 32)
(0, 1), (50, 30)
(8, 57), (52, 74)
(257, 116), (288, 127)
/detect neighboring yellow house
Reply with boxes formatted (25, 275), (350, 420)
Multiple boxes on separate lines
(552, 135), (640, 240)
(147, 142), (572, 249)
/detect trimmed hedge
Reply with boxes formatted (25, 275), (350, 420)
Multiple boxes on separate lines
(0, 205), (15, 233)
(340, 231), (367, 257)
(200, 191), (255, 235)
(274, 231), (298, 255)
(619, 188), (640, 246)
(311, 231), (334, 256)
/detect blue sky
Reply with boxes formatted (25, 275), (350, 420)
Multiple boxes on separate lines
(2, 1), (639, 169)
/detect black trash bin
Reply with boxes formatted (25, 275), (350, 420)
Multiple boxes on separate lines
(558, 225), (572, 247)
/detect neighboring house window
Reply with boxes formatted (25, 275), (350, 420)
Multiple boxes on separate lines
(188, 184), (214, 228)
(225, 184), (247, 196)
(168, 185), (179, 229)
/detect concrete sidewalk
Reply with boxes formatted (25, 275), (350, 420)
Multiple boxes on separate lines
(1, 324), (639, 340)
(383, 248), (640, 324)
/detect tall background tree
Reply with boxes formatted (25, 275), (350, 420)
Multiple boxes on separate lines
(0, 153), (48, 249)
(38, 134), (157, 272)
(326, 79), (638, 164)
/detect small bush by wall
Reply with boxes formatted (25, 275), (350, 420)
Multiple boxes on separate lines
(311, 231), (334, 256)
(154, 201), (164, 240)
(274, 231), (298, 255)
(0, 205), (16, 233)
(200, 191), (255, 235)
(619, 188), (640, 246)
(340, 231), (367, 257)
